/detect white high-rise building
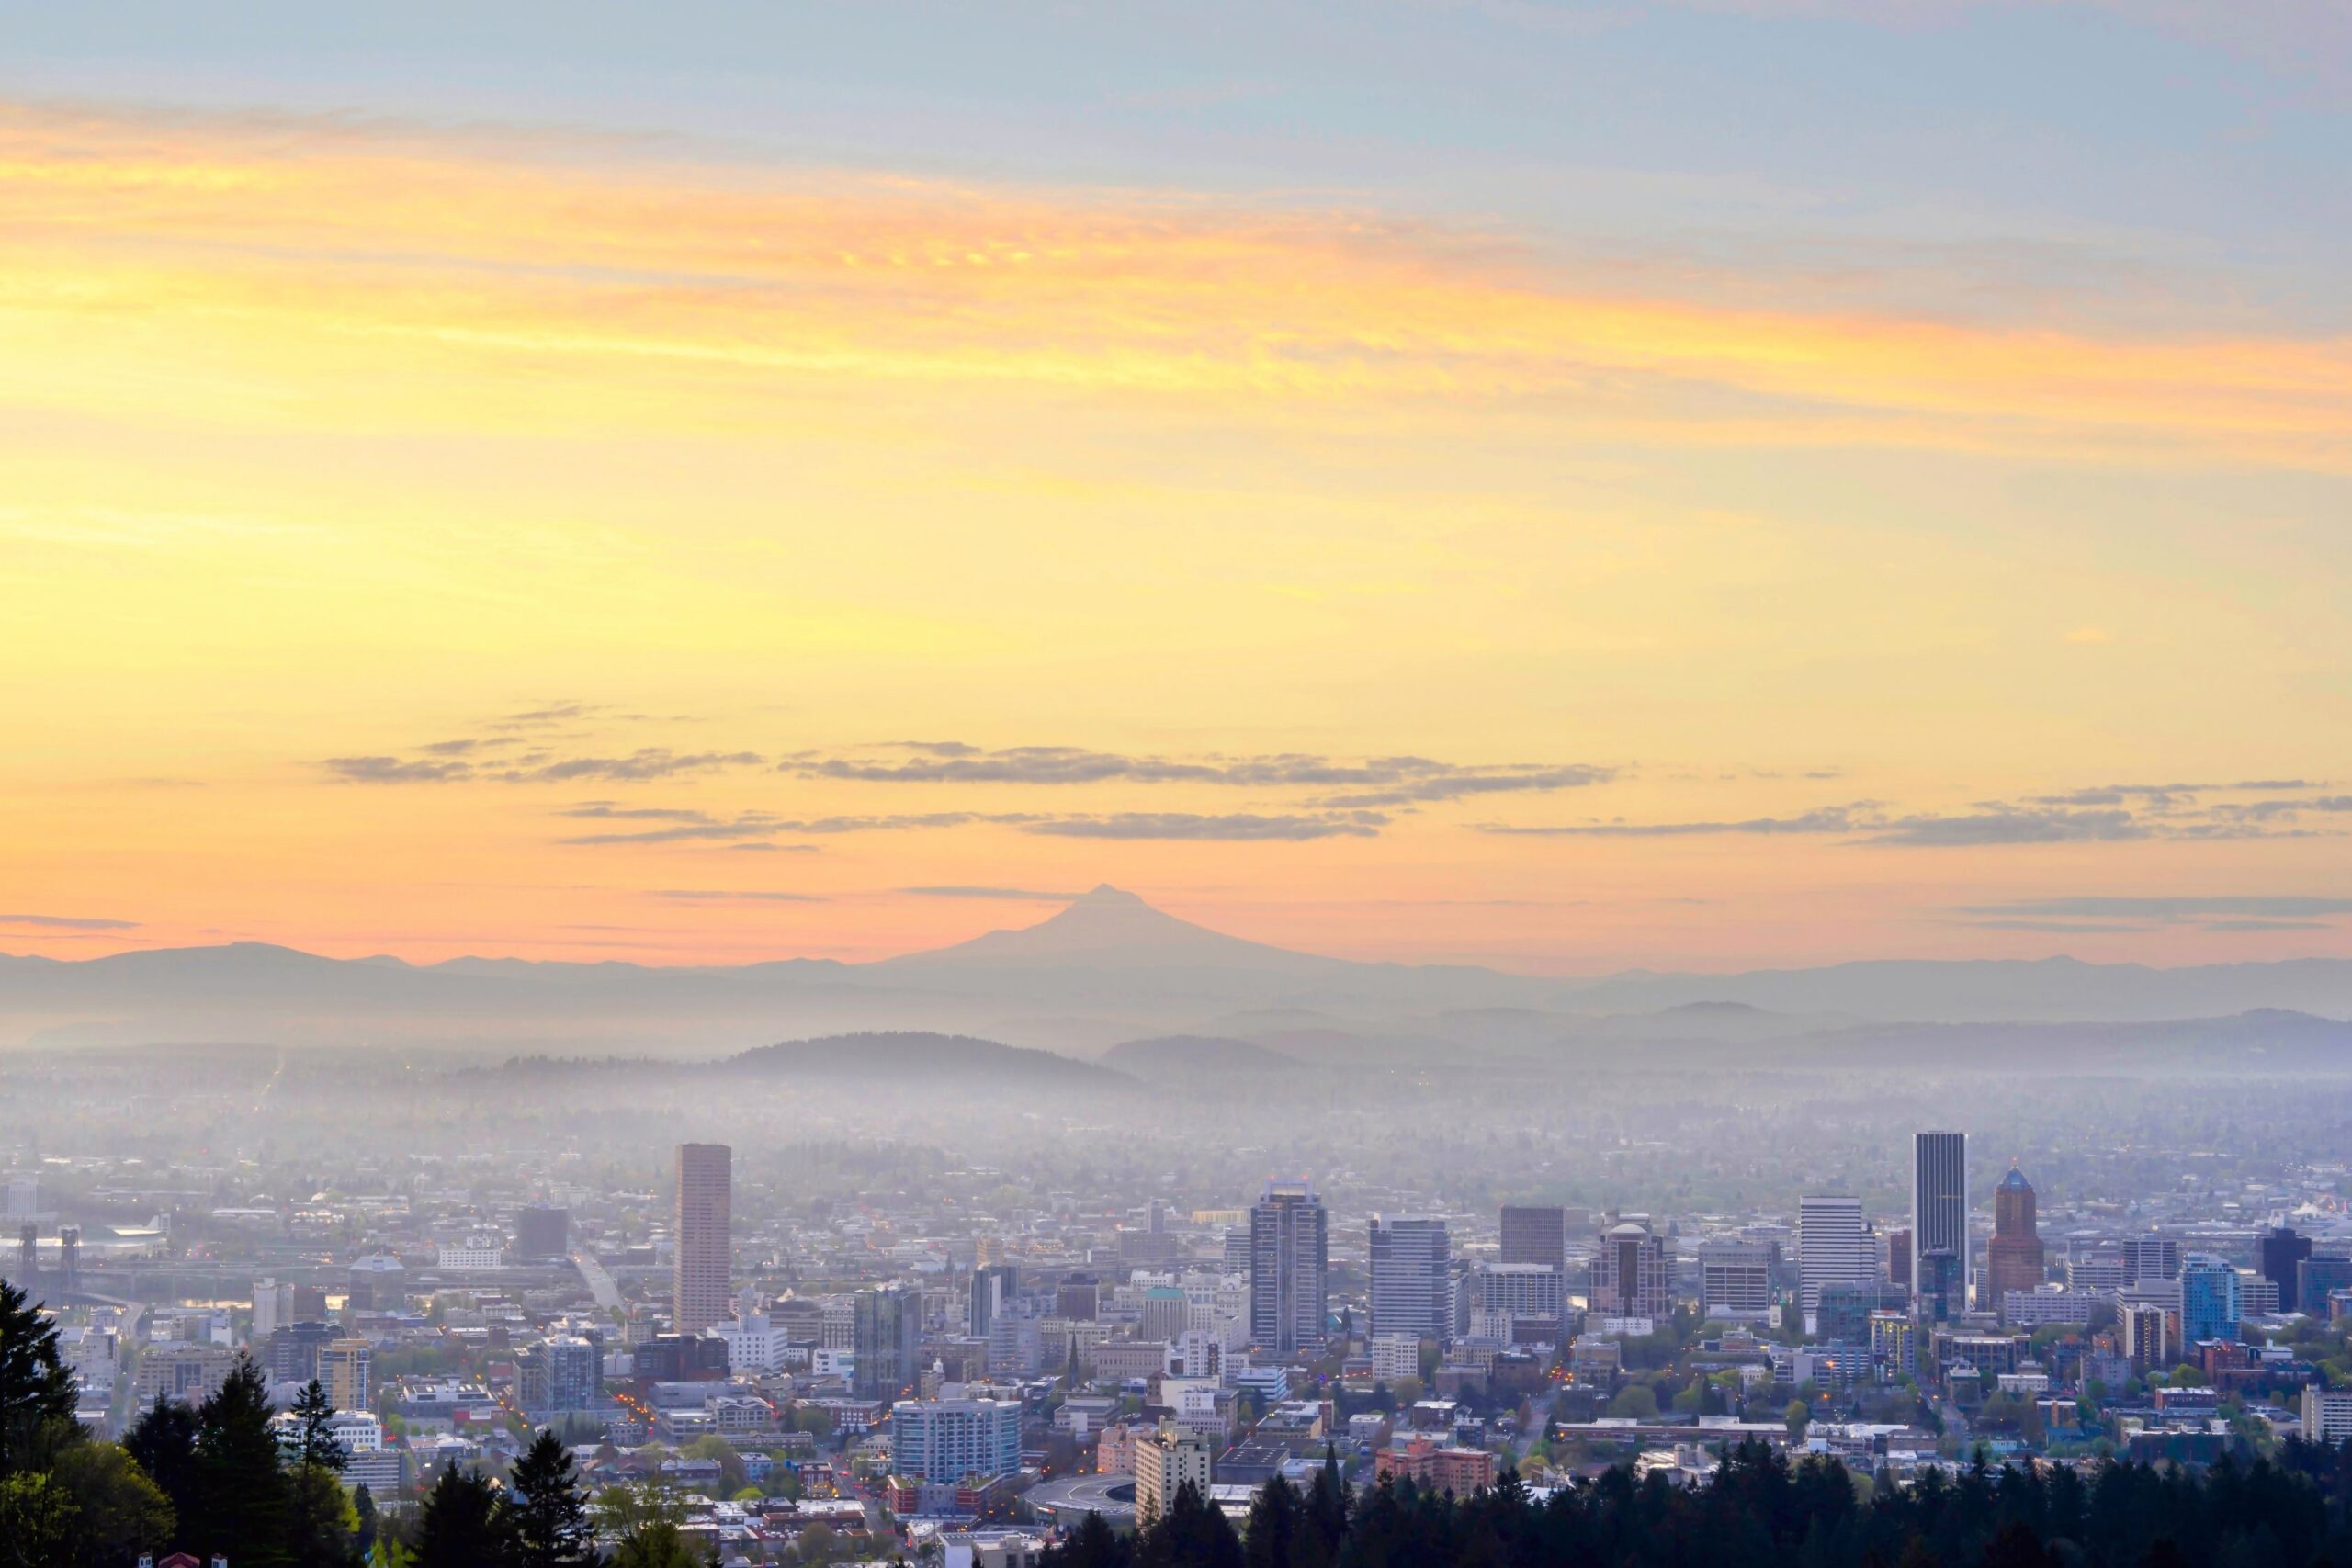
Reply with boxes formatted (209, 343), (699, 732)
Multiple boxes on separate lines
(889, 1397), (1023, 1483)
(1135, 1422), (1215, 1525)
(1695, 1239), (1775, 1324)
(1798, 1196), (1877, 1328)
(715, 1285), (787, 1372)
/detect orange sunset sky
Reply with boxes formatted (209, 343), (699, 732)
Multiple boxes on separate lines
(4, 3), (2350, 972)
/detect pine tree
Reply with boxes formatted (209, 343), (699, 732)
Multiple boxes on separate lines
(1045, 1509), (1132, 1568)
(413, 1464), (514, 1568)
(1136, 1482), (1242, 1568)
(352, 1483), (379, 1562)
(0, 1277), (78, 1478)
(190, 1352), (293, 1568)
(122, 1396), (200, 1529)
(1241, 1474), (1299, 1568)
(290, 1379), (350, 1472)
(284, 1461), (358, 1568)
(508, 1428), (594, 1568)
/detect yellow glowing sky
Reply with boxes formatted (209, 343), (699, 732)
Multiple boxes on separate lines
(3, 96), (2348, 972)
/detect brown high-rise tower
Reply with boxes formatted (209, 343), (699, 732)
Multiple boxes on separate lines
(1985, 1165), (2045, 1311)
(674, 1143), (732, 1335)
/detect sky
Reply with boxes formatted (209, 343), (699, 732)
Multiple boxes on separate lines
(2, 1), (2349, 973)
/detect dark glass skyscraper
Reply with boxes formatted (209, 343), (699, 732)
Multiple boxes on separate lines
(2262, 1224), (2313, 1314)
(1911, 1131), (1966, 1309)
(1250, 1180), (1329, 1355)
(854, 1282), (922, 1399)
(1498, 1206), (1567, 1274)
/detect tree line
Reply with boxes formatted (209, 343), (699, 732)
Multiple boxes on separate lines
(1, 1278), (609, 1567)
(1047, 1440), (2352, 1568)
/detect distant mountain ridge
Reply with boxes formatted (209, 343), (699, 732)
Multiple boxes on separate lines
(725, 1030), (1131, 1087)
(1097, 1034), (1304, 1077)
(4, 886), (2351, 1055)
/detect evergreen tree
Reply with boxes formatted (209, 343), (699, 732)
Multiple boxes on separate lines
(122, 1396), (200, 1530)
(290, 1379), (350, 1472)
(413, 1464), (514, 1568)
(190, 1353), (293, 1568)
(1240, 1474), (1299, 1568)
(508, 1428), (594, 1568)
(284, 1461), (359, 1568)
(0, 1277), (78, 1477)
(353, 1483), (379, 1562)
(1046, 1509), (1132, 1568)
(1136, 1482), (1241, 1568)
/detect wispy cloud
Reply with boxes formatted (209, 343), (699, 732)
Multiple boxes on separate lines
(1023, 812), (1383, 840)
(1957, 896), (2352, 922)
(1487, 786), (2340, 846)
(899, 886), (1082, 900)
(796, 745), (1614, 806)
(326, 748), (764, 784)
(0, 912), (141, 931)
(1484, 806), (1866, 837)
(9, 103), (2350, 472)
(651, 888), (827, 904)
(325, 755), (477, 784)
(1868, 807), (2146, 846)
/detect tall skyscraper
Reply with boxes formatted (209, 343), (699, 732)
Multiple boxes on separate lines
(1798, 1195), (1877, 1325)
(2261, 1224), (2313, 1314)
(854, 1282), (923, 1399)
(1985, 1166), (2047, 1304)
(1694, 1239), (1773, 1324)
(674, 1143), (732, 1335)
(1249, 1180), (1329, 1355)
(2181, 1254), (2243, 1346)
(1590, 1219), (1671, 1319)
(1498, 1206), (1567, 1274)
(2120, 1301), (2169, 1372)
(2124, 1234), (2181, 1285)
(320, 1338), (372, 1410)
(1911, 1132), (1966, 1308)
(1916, 1248), (1963, 1325)
(1368, 1215), (1452, 1344)
(969, 1264), (1017, 1340)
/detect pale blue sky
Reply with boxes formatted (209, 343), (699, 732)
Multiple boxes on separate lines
(12, 2), (2349, 327)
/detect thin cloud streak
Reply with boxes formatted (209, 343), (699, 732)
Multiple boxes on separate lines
(0, 912), (141, 931)
(7, 103), (2350, 471)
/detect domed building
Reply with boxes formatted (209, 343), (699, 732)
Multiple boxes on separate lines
(1985, 1165), (2046, 1311)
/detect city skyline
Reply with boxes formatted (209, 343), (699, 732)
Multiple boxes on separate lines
(8, 8), (2352, 1564)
